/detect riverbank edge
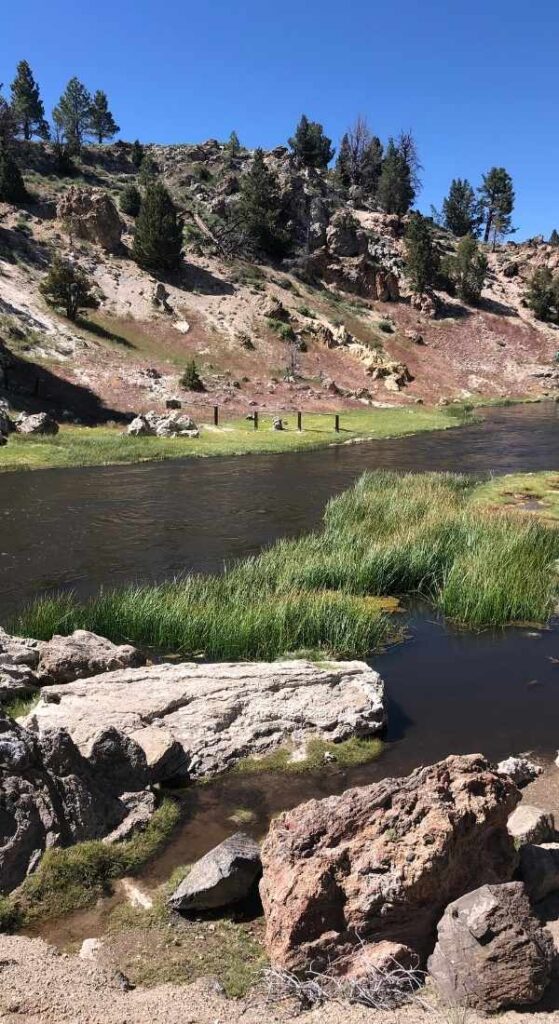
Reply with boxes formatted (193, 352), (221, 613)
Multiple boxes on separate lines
(0, 404), (476, 474)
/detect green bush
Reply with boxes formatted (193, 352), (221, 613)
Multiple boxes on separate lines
(179, 359), (205, 392)
(119, 183), (141, 217)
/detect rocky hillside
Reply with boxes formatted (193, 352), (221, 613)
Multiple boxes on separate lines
(1, 139), (558, 424)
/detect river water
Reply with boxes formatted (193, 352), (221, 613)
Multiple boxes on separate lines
(1, 402), (559, 621)
(5, 401), (559, 945)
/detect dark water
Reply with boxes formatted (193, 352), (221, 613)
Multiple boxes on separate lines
(1, 402), (558, 621)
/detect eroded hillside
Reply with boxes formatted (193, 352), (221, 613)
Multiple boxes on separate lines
(1, 139), (558, 424)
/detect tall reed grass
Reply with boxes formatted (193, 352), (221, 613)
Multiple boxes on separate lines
(15, 472), (559, 659)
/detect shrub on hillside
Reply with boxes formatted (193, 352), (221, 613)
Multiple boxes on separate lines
(119, 183), (141, 217)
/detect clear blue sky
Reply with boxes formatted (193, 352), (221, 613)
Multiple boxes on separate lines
(2, 0), (557, 239)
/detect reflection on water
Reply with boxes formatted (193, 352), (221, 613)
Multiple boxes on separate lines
(1, 403), (558, 620)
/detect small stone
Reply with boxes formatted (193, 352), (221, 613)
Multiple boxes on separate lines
(508, 805), (556, 846)
(168, 833), (261, 912)
(496, 756), (542, 787)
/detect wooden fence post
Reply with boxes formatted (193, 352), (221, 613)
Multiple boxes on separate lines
(335, 413), (340, 433)
(297, 411), (302, 431)
(213, 405), (219, 426)
(254, 411), (259, 430)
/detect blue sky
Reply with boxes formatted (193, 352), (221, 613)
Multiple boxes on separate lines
(2, 0), (557, 238)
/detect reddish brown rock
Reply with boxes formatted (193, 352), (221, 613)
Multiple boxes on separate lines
(260, 754), (519, 971)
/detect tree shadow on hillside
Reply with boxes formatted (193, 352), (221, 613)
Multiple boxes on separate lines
(1, 342), (127, 424)
(477, 295), (518, 318)
(0, 225), (50, 270)
(78, 317), (136, 349)
(174, 263), (235, 297)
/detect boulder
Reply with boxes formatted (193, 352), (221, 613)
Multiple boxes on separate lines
(428, 882), (554, 1012)
(36, 630), (144, 685)
(26, 659), (385, 781)
(0, 713), (135, 893)
(326, 211), (368, 257)
(508, 804), (556, 846)
(520, 842), (559, 901)
(15, 412), (59, 436)
(409, 290), (440, 318)
(0, 628), (41, 700)
(56, 186), (123, 251)
(127, 414), (153, 437)
(0, 401), (14, 437)
(168, 833), (261, 912)
(272, 417), (284, 431)
(127, 411), (198, 438)
(496, 755), (542, 787)
(260, 754), (519, 971)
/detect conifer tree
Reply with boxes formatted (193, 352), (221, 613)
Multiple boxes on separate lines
(40, 259), (99, 320)
(10, 61), (50, 141)
(478, 167), (515, 244)
(131, 139), (144, 169)
(180, 359), (205, 391)
(132, 181), (183, 272)
(377, 139), (414, 216)
(335, 133), (352, 189)
(225, 131), (241, 157)
(524, 268), (559, 323)
(139, 153), (159, 185)
(288, 114), (334, 169)
(549, 229), (559, 247)
(404, 212), (439, 293)
(119, 183), (141, 217)
(0, 92), (17, 149)
(445, 235), (487, 303)
(335, 117), (383, 197)
(88, 90), (119, 143)
(52, 77), (92, 153)
(442, 179), (482, 237)
(236, 148), (288, 256)
(0, 147), (27, 203)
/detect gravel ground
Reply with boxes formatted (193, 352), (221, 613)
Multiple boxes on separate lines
(1, 933), (557, 1024)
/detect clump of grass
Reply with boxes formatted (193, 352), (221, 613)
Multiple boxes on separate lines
(377, 319), (394, 333)
(232, 736), (384, 775)
(3, 691), (39, 719)
(5, 798), (180, 927)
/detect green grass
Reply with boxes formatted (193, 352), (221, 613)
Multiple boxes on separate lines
(232, 736), (384, 774)
(1, 798), (180, 929)
(3, 691), (39, 719)
(472, 471), (559, 524)
(14, 472), (559, 660)
(0, 406), (467, 473)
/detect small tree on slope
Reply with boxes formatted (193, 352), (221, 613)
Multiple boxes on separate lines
(132, 181), (183, 272)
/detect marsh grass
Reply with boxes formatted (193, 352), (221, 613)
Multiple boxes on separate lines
(232, 736), (384, 775)
(14, 472), (559, 659)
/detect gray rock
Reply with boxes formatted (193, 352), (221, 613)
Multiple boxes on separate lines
(26, 659), (386, 781)
(496, 755), (542, 787)
(0, 628), (41, 700)
(57, 187), (123, 251)
(326, 210), (368, 257)
(508, 804), (556, 846)
(36, 629), (144, 685)
(0, 714), (134, 893)
(428, 882), (554, 1013)
(168, 832), (261, 911)
(15, 412), (59, 436)
(520, 842), (559, 901)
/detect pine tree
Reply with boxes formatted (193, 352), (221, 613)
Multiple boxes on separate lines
(335, 133), (352, 189)
(225, 131), (241, 157)
(52, 78), (92, 154)
(132, 181), (183, 272)
(288, 115), (334, 169)
(360, 135), (383, 196)
(404, 212), (439, 293)
(377, 139), (414, 216)
(119, 183), (141, 217)
(524, 268), (559, 323)
(0, 93), (17, 149)
(131, 139), (144, 169)
(88, 90), (119, 144)
(397, 131), (422, 195)
(549, 229), (559, 247)
(478, 167), (515, 244)
(10, 61), (50, 141)
(39, 259), (99, 321)
(180, 359), (205, 391)
(0, 147), (27, 203)
(139, 153), (159, 185)
(442, 179), (482, 237)
(445, 235), (488, 303)
(236, 148), (288, 256)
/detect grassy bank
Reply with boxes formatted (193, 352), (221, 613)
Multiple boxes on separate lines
(0, 798), (180, 930)
(472, 471), (559, 524)
(0, 405), (467, 472)
(14, 471), (559, 656)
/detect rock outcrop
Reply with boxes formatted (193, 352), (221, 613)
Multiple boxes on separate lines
(15, 412), (59, 436)
(168, 833), (261, 912)
(26, 659), (385, 780)
(127, 411), (199, 438)
(508, 804), (556, 846)
(0, 713), (145, 892)
(56, 187), (123, 251)
(428, 882), (554, 1012)
(0, 628), (144, 700)
(260, 754), (519, 971)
